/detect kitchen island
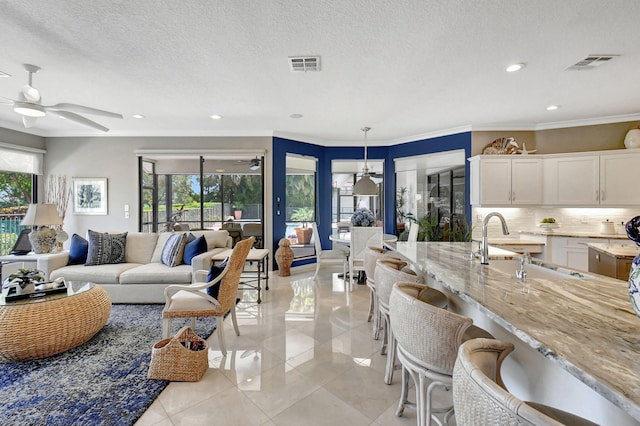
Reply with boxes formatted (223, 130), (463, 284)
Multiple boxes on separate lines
(393, 241), (640, 425)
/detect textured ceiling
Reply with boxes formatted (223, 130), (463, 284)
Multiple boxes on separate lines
(0, 0), (639, 145)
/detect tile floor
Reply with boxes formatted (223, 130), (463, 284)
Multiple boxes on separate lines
(136, 267), (453, 426)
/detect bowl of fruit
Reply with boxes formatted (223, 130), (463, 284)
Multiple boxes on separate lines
(537, 217), (559, 231)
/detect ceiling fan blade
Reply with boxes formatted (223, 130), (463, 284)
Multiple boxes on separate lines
(0, 96), (15, 105)
(46, 103), (123, 119)
(48, 110), (109, 132)
(21, 85), (41, 103)
(22, 116), (38, 128)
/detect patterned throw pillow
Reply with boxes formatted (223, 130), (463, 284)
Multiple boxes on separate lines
(86, 230), (128, 266)
(161, 233), (188, 267)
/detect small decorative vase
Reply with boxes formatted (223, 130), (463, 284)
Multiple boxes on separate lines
(275, 238), (294, 277)
(624, 127), (640, 149)
(16, 283), (36, 295)
(625, 216), (640, 317)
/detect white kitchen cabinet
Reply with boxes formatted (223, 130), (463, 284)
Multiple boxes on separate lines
(544, 156), (599, 205)
(469, 156), (542, 206)
(544, 151), (640, 206)
(599, 153), (640, 205)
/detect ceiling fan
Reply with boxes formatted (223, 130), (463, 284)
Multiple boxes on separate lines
(0, 64), (123, 132)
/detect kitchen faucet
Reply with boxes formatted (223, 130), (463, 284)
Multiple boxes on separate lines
(480, 212), (509, 265)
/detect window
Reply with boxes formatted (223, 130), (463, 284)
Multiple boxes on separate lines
(331, 160), (384, 229)
(138, 153), (265, 246)
(0, 144), (41, 255)
(285, 155), (316, 258)
(395, 150), (466, 241)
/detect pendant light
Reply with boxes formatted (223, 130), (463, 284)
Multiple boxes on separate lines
(352, 126), (378, 196)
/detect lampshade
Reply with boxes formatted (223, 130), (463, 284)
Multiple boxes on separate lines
(353, 126), (378, 196)
(20, 204), (63, 227)
(353, 174), (378, 195)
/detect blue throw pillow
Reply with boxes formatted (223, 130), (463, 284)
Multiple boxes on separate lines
(183, 234), (207, 265)
(206, 258), (228, 299)
(68, 234), (89, 265)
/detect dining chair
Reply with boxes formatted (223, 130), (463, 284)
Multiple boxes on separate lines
(311, 222), (348, 280)
(376, 261), (448, 385)
(390, 282), (493, 426)
(349, 227), (383, 287)
(364, 246), (404, 340)
(407, 221), (419, 242)
(453, 338), (598, 426)
(161, 237), (254, 355)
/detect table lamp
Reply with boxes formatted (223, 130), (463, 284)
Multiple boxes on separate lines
(20, 203), (63, 254)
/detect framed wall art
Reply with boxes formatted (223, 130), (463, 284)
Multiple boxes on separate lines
(73, 178), (108, 215)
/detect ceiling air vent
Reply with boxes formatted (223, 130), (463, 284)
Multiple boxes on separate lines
(288, 56), (321, 72)
(566, 54), (618, 71)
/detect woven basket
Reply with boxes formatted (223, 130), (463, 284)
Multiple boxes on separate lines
(148, 326), (208, 382)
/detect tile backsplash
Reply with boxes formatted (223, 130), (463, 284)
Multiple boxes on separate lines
(471, 207), (640, 240)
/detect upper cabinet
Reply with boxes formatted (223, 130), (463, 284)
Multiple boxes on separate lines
(599, 153), (640, 205)
(470, 149), (640, 207)
(469, 156), (542, 206)
(543, 156), (599, 205)
(544, 151), (640, 206)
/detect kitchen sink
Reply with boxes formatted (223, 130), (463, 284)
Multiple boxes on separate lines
(487, 259), (592, 281)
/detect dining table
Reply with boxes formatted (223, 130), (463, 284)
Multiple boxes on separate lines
(328, 231), (398, 246)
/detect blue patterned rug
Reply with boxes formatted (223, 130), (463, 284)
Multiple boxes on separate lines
(0, 304), (218, 426)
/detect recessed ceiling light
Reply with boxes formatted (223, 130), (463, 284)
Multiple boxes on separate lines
(290, 113), (303, 119)
(215, 169), (225, 173)
(506, 63), (526, 72)
(132, 114), (145, 119)
(210, 114), (223, 120)
(546, 105), (560, 111)
(0, 70), (11, 78)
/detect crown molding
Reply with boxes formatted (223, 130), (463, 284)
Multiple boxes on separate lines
(534, 113), (640, 131)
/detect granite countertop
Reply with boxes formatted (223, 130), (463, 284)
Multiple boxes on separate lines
(588, 243), (640, 259)
(520, 230), (629, 239)
(393, 241), (640, 422)
(473, 238), (544, 246)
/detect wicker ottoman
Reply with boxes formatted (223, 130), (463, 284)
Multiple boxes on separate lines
(0, 283), (111, 362)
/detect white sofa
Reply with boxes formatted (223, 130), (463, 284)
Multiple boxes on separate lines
(38, 230), (232, 303)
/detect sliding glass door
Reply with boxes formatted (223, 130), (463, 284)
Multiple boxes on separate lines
(138, 154), (264, 246)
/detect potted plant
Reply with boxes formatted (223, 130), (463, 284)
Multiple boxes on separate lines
(291, 207), (314, 244)
(351, 208), (376, 227)
(2, 268), (44, 295)
(395, 187), (415, 235)
(233, 203), (243, 220)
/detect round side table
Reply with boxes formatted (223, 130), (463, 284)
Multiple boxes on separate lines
(0, 283), (111, 361)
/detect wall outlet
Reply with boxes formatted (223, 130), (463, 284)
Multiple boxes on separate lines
(581, 216), (589, 224)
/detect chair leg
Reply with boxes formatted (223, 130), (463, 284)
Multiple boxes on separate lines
(396, 365), (411, 417)
(313, 261), (321, 279)
(191, 317), (196, 331)
(419, 375), (429, 426)
(217, 315), (227, 355)
(371, 289), (381, 340)
(367, 286), (374, 322)
(162, 318), (171, 339)
(231, 306), (240, 336)
(349, 260), (354, 288)
(384, 326), (397, 385)
(380, 312), (389, 355)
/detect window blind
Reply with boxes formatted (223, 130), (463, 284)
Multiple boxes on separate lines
(0, 143), (45, 175)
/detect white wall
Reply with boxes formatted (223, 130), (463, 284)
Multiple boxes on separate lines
(43, 136), (273, 258)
